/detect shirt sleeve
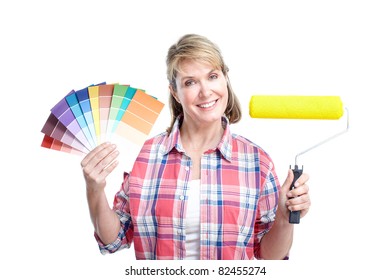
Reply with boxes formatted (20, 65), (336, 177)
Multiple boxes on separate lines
(253, 161), (280, 259)
(94, 172), (134, 255)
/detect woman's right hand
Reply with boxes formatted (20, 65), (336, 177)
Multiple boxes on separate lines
(80, 142), (119, 193)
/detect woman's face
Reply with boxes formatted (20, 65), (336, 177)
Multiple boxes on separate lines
(171, 59), (228, 128)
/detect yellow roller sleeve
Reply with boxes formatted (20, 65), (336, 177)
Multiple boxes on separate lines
(249, 95), (344, 120)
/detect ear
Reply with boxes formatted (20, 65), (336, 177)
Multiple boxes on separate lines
(169, 84), (180, 104)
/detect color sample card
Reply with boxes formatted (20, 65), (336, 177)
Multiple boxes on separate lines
(41, 135), (84, 155)
(75, 86), (98, 148)
(50, 90), (93, 151)
(110, 88), (164, 171)
(97, 84), (115, 143)
(107, 85), (134, 138)
(66, 92), (96, 148)
(116, 89), (164, 146)
(87, 85), (101, 145)
(40, 83), (165, 169)
(41, 113), (89, 153)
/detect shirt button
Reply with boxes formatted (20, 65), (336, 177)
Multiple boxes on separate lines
(177, 229), (182, 234)
(179, 195), (185, 200)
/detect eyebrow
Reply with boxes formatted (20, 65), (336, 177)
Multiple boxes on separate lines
(179, 69), (218, 81)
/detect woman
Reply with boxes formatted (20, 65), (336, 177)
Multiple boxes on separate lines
(81, 34), (311, 260)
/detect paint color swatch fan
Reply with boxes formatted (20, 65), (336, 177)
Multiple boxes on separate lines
(249, 95), (349, 224)
(41, 83), (165, 167)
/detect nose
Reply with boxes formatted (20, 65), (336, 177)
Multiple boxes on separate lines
(199, 80), (212, 98)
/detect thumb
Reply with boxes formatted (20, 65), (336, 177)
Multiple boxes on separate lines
(281, 169), (294, 194)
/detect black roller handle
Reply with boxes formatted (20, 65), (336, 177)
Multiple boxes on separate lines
(289, 165), (303, 224)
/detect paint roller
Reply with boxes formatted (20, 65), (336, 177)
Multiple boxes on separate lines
(249, 95), (349, 224)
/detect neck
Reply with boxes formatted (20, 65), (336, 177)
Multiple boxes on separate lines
(180, 119), (224, 152)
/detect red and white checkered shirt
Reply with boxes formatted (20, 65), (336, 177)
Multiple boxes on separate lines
(95, 116), (281, 259)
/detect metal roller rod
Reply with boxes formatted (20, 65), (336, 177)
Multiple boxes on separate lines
(295, 108), (349, 166)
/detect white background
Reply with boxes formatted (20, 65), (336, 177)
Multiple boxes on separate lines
(1, 0), (389, 279)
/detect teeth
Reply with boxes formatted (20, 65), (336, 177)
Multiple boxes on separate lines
(199, 101), (216, 108)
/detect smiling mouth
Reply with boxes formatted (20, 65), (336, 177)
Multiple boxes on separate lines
(198, 100), (217, 108)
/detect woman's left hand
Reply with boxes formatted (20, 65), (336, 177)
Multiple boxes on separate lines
(279, 169), (311, 221)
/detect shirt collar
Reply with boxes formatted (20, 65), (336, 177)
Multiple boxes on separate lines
(163, 115), (233, 162)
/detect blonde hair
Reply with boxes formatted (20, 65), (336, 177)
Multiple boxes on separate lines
(166, 34), (241, 133)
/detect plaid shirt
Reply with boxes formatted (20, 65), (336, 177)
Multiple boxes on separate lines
(95, 116), (280, 260)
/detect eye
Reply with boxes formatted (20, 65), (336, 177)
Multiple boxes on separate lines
(209, 73), (218, 80)
(184, 80), (196, 87)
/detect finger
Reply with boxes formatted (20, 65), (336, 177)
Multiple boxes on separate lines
(293, 173), (310, 187)
(82, 143), (117, 171)
(98, 159), (119, 179)
(286, 193), (310, 206)
(94, 149), (120, 174)
(81, 142), (112, 168)
(287, 199), (311, 212)
(83, 150), (119, 191)
(90, 159), (120, 186)
(84, 147), (119, 177)
(281, 169), (294, 193)
(287, 183), (309, 198)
